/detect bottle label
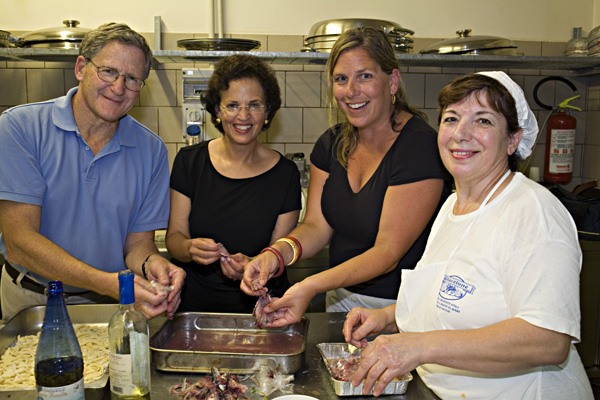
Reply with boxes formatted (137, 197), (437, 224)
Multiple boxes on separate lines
(37, 379), (85, 399)
(109, 353), (134, 395)
(549, 129), (575, 173)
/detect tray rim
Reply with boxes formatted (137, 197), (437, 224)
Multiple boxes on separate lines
(150, 312), (309, 356)
(149, 312), (309, 374)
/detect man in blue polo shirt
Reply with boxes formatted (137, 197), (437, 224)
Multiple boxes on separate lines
(0, 23), (185, 321)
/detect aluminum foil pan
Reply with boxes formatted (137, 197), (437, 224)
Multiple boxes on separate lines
(150, 312), (309, 374)
(317, 342), (412, 396)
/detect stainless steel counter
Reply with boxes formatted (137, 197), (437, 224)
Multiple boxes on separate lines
(140, 312), (439, 400)
(0, 309), (438, 400)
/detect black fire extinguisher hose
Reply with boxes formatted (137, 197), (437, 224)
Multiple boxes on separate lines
(533, 76), (578, 110)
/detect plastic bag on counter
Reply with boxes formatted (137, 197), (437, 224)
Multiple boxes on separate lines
(249, 365), (294, 396)
(549, 181), (600, 241)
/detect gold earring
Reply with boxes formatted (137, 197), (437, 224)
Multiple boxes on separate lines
(264, 119), (269, 125)
(391, 94), (396, 105)
(216, 118), (221, 124)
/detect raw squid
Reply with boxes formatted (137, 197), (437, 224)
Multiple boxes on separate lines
(169, 367), (250, 399)
(328, 355), (361, 381)
(253, 291), (274, 328)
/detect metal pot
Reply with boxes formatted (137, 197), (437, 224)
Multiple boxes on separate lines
(588, 25), (600, 56)
(564, 27), (587, 57)
(420, 29), (520, 55)
(307, 18), (413, 37)
(15, 20), (91, 48)
(302, 18), (414, 53)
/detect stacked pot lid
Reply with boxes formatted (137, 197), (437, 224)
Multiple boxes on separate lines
(588, 25), (600, 57)
(420, 29), (521, 55)
(14, 20), (91, 49)
(301, 18), (414, 53)
(177, 38), (261, 51)
(0, 30), (12, 48)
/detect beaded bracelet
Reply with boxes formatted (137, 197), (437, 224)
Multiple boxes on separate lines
(141, 254), (151, 280)
(275, 237), (301, 266)
(260, 247), (285, 278)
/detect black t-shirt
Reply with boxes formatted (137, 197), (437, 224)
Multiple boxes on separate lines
(310, 117), (451, 299)
(170, 140), (301, 312)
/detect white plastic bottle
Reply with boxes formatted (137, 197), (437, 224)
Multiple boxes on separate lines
(109, 270), (151, 399)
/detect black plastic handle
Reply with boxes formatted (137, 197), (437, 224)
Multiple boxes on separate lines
(533, 76), (578, 110)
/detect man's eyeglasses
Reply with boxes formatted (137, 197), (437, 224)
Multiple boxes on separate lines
(220, 103), (266, 114)
(86, 59), (145, 92)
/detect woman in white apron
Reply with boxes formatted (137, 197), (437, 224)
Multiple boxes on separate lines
(342, 71), (593, 399)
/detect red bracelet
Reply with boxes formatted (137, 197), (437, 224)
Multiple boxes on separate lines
(260, 247), (285, 278)
(285, 236), (302, 261)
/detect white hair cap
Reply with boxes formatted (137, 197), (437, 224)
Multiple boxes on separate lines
(476, 71), (539, 159)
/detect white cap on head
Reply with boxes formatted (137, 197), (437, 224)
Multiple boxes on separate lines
(476, 71), (539, 160)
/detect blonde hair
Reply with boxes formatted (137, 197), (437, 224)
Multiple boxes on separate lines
(325, 27), (426, 168)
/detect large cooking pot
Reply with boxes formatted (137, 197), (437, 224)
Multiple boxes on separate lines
(302, 18), (414, 53)
(15, 20), (91, 49)
(420, 29), (521, 55)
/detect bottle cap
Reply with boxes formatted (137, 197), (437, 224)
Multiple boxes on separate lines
(46, 280), (64, 295)
(118, 270), (135, 304)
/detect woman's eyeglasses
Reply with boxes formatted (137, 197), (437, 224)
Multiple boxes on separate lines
(220, 103), (266, 114)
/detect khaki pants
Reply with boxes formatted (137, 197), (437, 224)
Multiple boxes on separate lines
(1, 265), (116, 322)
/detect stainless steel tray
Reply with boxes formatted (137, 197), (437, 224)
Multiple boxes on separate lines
(317, 342), (412, 396)
(0, 304), (118, 400)
(150, 312), (308, 374)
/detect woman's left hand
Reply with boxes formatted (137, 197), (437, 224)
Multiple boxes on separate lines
(258, 282), (314, 327)
(353, 332), (424, 397)
(220, 253), (249, 280)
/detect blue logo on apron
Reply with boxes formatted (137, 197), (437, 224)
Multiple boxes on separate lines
(439, 275), (476, 300)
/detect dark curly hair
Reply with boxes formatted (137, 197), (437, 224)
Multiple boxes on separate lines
(202, 54), (281, 133)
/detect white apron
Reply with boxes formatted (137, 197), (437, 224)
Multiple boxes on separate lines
(395, 171), (547, 399)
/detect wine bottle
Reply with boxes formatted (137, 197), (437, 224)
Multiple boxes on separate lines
(34, 280), (85, 400)
(109, 269), (151, 398)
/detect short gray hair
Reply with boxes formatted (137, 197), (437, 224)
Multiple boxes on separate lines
(79, 23), (153, 79)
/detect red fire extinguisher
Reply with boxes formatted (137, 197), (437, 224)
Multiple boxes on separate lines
(543, 95), (581, 184)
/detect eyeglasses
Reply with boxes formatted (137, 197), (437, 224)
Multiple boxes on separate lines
(220, 103), (266, 114)
(86, 59), (145, 92)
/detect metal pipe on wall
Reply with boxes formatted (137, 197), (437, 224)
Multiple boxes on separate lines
(216, 0), (223, 38)
(208, 0), (215, 38)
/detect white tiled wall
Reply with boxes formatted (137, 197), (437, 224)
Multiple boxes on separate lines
(1, 34), (599, 189)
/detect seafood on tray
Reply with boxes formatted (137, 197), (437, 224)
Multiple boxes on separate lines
(253, 291), (274, 328)
(169, 367), (250, 399)
(328, 355), (361, 381)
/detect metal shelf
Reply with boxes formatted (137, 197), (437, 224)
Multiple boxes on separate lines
(2, 48), (600, 75)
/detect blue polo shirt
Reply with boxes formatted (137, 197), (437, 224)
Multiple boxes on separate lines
(0, 87), (170, 291)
